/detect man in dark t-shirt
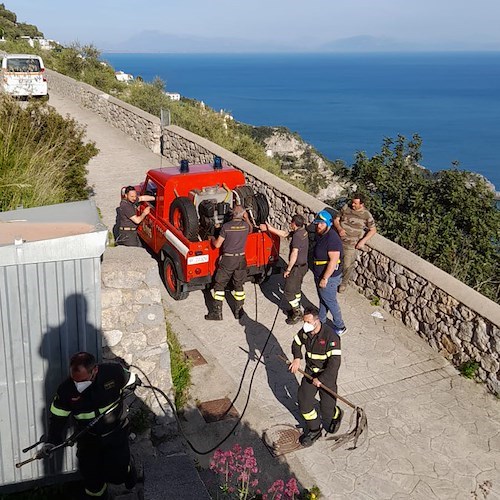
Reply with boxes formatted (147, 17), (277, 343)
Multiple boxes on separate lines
(260, 214), (309, 324)
(312, 210), (347, 336)
(205, 205), (251, 321)
(117, 186), (154, 247)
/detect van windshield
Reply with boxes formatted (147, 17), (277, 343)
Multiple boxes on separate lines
(6, 58), (42, 73)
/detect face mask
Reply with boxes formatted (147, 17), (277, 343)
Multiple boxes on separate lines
(303, 322), (316, 333)
(74, 380), (92, 393)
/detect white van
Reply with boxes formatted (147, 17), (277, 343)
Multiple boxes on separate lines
(1, 54), (48, 98)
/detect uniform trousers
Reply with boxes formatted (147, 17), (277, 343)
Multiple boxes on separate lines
(298, 372), (338, 431)
(77, 427), (130, 497)
(283, 264), (308, 309)
(213, 255), (247, 296)
(117, 229), (141, 247)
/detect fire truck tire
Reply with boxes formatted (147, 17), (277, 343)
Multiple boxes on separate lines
(169, 197), (199, 242)
(163, 256), (189, 301)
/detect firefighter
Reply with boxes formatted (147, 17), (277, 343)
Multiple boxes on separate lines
(41, 352), (138, 499)
(117, 186), (155, 247)
(289, 308), (343, 447)
(205, 205), (251, 321)
(260, 214), (309, 324)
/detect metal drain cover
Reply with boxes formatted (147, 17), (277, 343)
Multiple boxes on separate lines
(262, 424), (302, 456)
(198, 398), (239, 423)
(183, 349), (207, 366)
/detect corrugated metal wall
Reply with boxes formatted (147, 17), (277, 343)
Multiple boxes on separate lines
(0, 257), (102, 490)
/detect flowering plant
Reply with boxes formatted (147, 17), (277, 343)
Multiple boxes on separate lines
(209, 444), (306, 499)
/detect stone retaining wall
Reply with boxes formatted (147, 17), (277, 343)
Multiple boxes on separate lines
(100, 246), (174, 418)
(163, 125), (500, 396)
(49, 69), (500, 395)
(47, 69), (161, 154)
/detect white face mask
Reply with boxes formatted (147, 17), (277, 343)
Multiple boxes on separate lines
(74, 380), (93, 393)
(302, 322), (316, 333)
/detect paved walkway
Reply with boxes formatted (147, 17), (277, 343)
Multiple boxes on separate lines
(48, 91), (500, 499)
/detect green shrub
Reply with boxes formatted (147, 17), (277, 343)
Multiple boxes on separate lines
(350, 135), (500, 303)
(0, 96), (97, 211)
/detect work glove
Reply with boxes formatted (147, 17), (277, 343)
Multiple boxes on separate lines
(40, 443), (55, 458)
(124, 371), (142, 391)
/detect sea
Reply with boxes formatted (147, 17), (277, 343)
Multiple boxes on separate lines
(104, 52), (500, 190)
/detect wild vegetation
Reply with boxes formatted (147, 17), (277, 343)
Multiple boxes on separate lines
(0, 95), (97, 211)
(0, 3), (41, 39)
(341, 134), (500, 302)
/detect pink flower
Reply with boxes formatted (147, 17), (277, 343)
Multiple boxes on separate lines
(285, 478), (300, 498)
(251, 479), (259, 487)
(269, 480), (285, 493)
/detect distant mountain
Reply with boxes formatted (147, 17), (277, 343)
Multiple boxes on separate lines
(99, 30), (292, 53)
(320, 35), (500, 52)
(98, 30), (500, 54)
(320, 35), (412, 52)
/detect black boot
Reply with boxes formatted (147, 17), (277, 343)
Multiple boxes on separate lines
(233, 301), (245, 319)
(205, 301), (223, 321)
(285, 307), (302, 325)
(326, 407), (344, 434)
(299, 427), (322, 447)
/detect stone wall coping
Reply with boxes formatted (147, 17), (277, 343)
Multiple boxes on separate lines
(46, 68), (162, 125)
(166, 125), (326, 214)
(370, 233), (500, 326)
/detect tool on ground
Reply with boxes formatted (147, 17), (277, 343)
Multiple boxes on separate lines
(279, 355), (368, 450)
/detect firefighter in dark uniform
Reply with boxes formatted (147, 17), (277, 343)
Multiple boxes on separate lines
(41, 352), (138, 499)
(205, 205), (251, 321)
(289, 308), (343, 447)
(260, 214), (309, 325)
(117, 186), (154, 246)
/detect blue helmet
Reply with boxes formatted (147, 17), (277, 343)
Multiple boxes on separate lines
(313, 210), (333, 227)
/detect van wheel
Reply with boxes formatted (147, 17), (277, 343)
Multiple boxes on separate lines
(169, 197), (199, 241)
(163, 256), (188, 301)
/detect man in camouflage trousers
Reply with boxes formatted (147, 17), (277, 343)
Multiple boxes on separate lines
(333, 194), (376, 293)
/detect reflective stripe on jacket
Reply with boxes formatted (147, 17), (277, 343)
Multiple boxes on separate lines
(292, 324), (341, 382)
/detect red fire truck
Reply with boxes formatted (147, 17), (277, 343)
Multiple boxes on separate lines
(129, 158), (280, 300)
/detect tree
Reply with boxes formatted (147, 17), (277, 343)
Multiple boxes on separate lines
(349, 134), (500, 302)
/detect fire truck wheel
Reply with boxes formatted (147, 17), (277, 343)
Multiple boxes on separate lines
(163, 256), (189, 301)
(169, 197), (199, 242)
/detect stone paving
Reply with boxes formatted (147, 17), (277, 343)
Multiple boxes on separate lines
(47, 90), (500, 499)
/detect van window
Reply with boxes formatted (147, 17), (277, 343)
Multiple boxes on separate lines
(6, 58), (42, 73)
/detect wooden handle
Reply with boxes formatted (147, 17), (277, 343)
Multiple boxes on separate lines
(279, 355), (356, 410)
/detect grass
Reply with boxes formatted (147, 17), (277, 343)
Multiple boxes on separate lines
(370, 295), (381, 307)
(166, 321), (192, 409)
(458, 360), (480, 379)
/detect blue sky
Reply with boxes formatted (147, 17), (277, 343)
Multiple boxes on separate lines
(8, 0), (500, 52)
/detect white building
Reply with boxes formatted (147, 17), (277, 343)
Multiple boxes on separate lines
(115, 71), (134, 83)
(164, 92), (181, 101)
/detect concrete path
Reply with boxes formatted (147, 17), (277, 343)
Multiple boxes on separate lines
(48, 93), (167, 230)
(48, 90), (500, 499)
